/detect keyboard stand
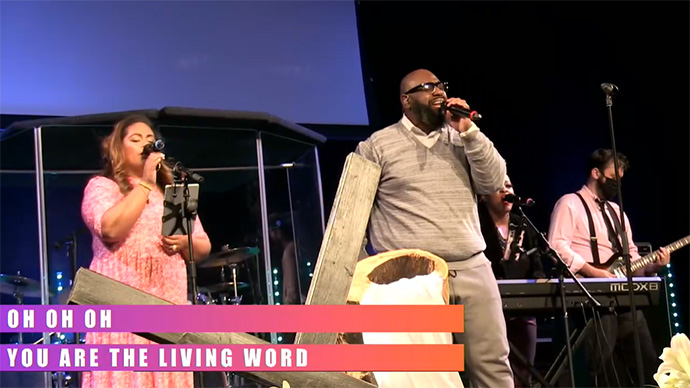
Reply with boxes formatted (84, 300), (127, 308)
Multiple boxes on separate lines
(539, 317), (595, 387)
(508, 339), (551, 387)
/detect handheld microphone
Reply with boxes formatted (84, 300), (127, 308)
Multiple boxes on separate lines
(503, 193), (535, 207)
(441, 101), (482, 121)
(142, 139), (165, 171)
(142, 139), (165, 157)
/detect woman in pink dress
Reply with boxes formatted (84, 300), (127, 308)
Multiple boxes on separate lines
(80, 115), (212, 388)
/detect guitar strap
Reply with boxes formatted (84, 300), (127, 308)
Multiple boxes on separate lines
(574, 192), (600, 265)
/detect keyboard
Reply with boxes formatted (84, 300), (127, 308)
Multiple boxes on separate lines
(497, 276), (663, 312)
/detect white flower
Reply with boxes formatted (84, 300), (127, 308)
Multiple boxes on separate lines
(654, 333), (690, 388)
(269, 381), (290, 388)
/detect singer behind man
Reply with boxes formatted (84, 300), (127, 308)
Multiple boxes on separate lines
(355, 69), (513, 387)
(478, 175), (545, 387)
(80, 115), (211, 388)
(548, 149), (670, 387)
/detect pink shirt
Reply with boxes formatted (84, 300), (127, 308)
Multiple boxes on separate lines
(548, 185), (639, 274)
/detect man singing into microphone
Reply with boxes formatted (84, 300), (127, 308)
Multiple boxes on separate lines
(548, 149), (670, 387)
(355, 69), (513, 387)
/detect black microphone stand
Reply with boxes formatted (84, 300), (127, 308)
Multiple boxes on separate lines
(55, 228), (89, 387)
(68, 233), (80, 342)
(171, 161), (204, 307)
(171, 161), (204, 388)
(54, 231), (80, 290)
(65, 233), (81, 388)
(602, 83), (645, 387)
(514, 204), (601, 388)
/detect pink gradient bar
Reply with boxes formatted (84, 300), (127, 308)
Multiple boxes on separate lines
(0, 344), (464, 372)
(1, 305), (464, 333)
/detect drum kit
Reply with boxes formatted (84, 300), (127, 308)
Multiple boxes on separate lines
(0, 271), (46, 300)
(0, 272), (52, 345)
(191, 246), (265, 388)
(190, 246), (258, 307)
(1, 272), (80, 387)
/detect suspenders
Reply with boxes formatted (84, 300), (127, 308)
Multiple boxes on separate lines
(574, 192), (601, 266)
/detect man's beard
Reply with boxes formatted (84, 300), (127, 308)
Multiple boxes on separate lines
(411, 100), (445, 130)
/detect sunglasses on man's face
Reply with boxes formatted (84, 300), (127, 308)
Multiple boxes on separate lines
(404, 81), (448, 95)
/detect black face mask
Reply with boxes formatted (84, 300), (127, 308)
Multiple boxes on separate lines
(597, 177), (619, 201)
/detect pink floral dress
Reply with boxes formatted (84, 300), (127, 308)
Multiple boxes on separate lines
(80, 176), (208, 388)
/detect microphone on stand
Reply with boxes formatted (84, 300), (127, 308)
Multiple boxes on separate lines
(140, 139), (203, 182)
(172, 162), (205, 183)
(601, 83), (619, 96)
(503, 193), (535, 207)
(441, 101), (483, 121)
(600, 81), (645, 386)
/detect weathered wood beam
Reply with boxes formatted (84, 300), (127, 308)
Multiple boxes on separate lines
(295, 152), (381, 346)
(67, 268), (376, 388)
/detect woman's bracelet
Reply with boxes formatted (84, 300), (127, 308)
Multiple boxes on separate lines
(138, 181), (154, 193)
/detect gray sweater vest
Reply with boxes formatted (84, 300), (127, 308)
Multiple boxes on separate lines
(355, 120), (507, 263)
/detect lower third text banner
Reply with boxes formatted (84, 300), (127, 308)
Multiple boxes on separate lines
(1, 305), (464, 333)
(1, 344), (464, 372)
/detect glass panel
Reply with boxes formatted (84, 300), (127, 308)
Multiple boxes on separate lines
(38, 125), (112, 322)
(156, 125), (268, 317)
(37, 124), (267, 329)
(2, 120), (324, 348)
(261, 132), (324, 344)
(1, 119), (323, 385)
(287, 148), (324, 303)
(0, 128), (41, 348)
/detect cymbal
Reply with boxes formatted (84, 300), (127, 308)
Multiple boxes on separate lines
(0, 274), (43, 298)
(204, 282), (250, 293)
(199, 246), (259, 268)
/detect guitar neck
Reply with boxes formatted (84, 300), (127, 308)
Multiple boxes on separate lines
(630, 235), (690, 273)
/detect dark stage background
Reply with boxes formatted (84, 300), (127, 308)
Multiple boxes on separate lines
(1, 0), (688, 340)
(348, 0), (690, 331)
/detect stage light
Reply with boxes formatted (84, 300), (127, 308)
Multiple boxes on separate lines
(662, 263), (681, 334)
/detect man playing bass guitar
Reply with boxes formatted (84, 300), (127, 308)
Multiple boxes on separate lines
(548, 149), (671, 387)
